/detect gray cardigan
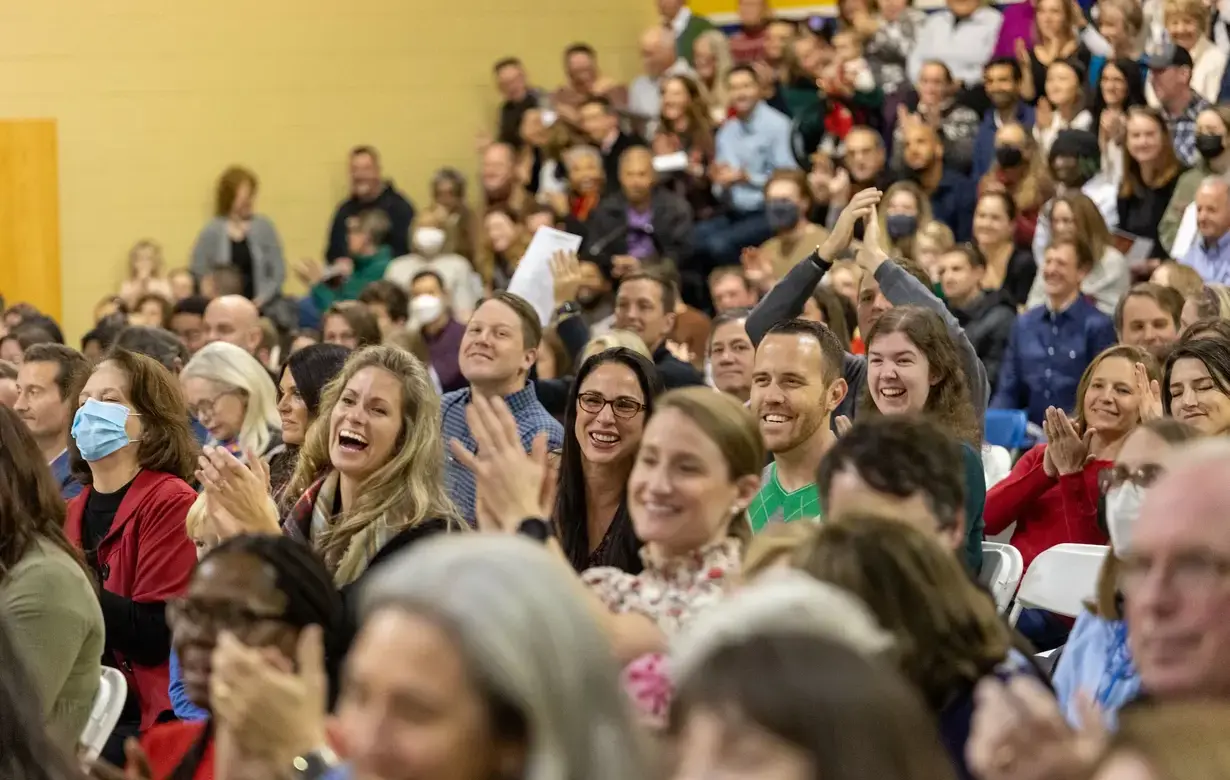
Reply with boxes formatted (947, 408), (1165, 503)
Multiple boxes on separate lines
(190, 215), (286, 303)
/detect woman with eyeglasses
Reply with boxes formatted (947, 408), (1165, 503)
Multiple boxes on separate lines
(1052, 418), (1198, 728)
(109, 534), (342, 780)
(64, 349), (199, 762)
(181, 341), (280, 460)
(553, 348), (664, 575)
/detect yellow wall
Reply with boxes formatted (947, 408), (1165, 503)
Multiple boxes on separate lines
(0, 0), (656, 344)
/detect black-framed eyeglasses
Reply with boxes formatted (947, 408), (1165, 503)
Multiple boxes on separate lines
(577, 392), (645, 419)
(1098, 464), (1165, 495)
(167, 597), (288, 635)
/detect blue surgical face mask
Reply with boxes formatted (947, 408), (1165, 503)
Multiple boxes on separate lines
(72, 399), (139, 462)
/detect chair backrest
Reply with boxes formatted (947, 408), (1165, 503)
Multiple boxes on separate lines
(79, 667), (128, 762)
(979, 541), (1025, 613)
(984, 409), (1029, 451)
(1008, 544), (1110, 626)
(982, 444), (1013, 489)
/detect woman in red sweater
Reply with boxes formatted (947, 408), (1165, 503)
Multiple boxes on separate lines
(985, 343), (1161, 571)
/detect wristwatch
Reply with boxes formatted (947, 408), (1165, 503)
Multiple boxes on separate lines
(806, 247), (834, 274)
(555, 300), (580, 319)
(291, 746), (340, 780)
(516, 517), (554, 543)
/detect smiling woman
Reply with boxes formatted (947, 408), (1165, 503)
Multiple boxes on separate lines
(181, 341), (281, 459)
(1162, 338), (1230, 437)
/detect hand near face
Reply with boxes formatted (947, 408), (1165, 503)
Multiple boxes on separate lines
(820, 186), (881, 259)
(1135, 362), (1163, 422)
(550, 250), (583, 306)
(1043, 407), (1094, 476)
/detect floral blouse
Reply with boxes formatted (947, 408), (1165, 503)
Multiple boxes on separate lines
(582, 538), (742, 725)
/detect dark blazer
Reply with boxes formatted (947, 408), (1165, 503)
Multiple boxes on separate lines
(652, 343), (705, 389)
(582, 189), (694, 279)
(951, 291), (1017, 394)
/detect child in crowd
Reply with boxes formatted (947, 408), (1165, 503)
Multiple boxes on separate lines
(117, 240), (173, 309)
(308, 209), (393, 313)
(167, 268), (197, 302)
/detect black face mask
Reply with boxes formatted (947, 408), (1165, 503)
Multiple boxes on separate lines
(1196, 134), (1226, 161)
(995, 146), (1024, 168)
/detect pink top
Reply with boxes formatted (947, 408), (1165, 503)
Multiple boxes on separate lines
(993, 1), (1035, 60)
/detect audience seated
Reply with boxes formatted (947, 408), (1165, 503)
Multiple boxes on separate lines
(324, 146), (413, 262)
(1115, 282), (1183, 354)
(579, 96), (647, 194)
(1180, 177), (1230, 282)
(492, 56), (545, 147)
(899, 116), (976, 241)
(629, 27), (695, 136)
(1162, 336), (1230, 436)
(1028, 191), (1131, 315)
(117, 240), (175, 310)
(386, 209), (483, 319)
(190, 166), (286, 306)
(940, 244), (1017, 390)
(973, 57), (1037, 179)
(614, 269), (705, 388)
(14, 344), (90, 499)
(753, 168), (832, 280)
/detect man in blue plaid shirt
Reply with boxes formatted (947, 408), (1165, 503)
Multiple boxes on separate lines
(442, 291), (563, 524)
(1148, 44), (1211, 167)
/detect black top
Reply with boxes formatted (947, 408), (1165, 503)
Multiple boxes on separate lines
(988, 247), (1038, 310)
(1118, 173), (1185, 259)
(84, 477), (173, 725)
(230, 238), (256, 300)
(652, 343), (705, 389)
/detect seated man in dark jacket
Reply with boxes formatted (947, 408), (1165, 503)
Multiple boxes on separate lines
(939, 244), (1016, 393)
(581, 146), (693, 282)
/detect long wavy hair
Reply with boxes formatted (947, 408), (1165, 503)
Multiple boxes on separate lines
(858, 306), (980, 446)
(0, 406), (88, 583)
(70, 349), (199, 484)
(182, 341), (280, 455)
(553, 348), (664, 574)
(285, 346), (462, 569)
(657, 75), (716, 158)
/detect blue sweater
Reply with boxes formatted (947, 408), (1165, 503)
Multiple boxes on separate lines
(1052, 610), (1140, 729)
(168, 650), (209, 722)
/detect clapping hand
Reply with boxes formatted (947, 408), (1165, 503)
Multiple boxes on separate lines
(1136, 362), (1163, 422)
(449, 394), (555, 532)
(196, 446), (280, 536)
(819, 186), (882, 260)
(856, 204), (891, 273)
(1042, 407), (1094, 476)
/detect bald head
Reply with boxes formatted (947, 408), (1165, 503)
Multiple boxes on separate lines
(641, 27), (677, 77)
(204, 295), (262, 355)
(619, 146), (656, 206)
(1127, 440), (1230, 701)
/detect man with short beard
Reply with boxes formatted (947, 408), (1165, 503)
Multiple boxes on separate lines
(748, 319), (848, 531)
(972, 57), (1036, 178)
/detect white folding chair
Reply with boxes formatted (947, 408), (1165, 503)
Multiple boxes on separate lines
(981, 444), (1013, 489)
(979, 541), (1024, 614)
(79, 667), (128, 762)
(1008, 544), (1109, 626)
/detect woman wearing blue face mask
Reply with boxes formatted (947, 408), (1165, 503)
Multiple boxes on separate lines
(63, 349), (200, 763)
(878, 181), (934, 266)
(1051, 417), (1198, 729)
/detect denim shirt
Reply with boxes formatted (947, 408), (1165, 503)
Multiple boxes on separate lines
(50, 449), (82, 500)
(991, 296), (1117, 427)
(713, 102), (798, 213)
(1053, 610), (1140, 729)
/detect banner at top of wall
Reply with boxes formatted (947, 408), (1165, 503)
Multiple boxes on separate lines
(694, 0), (834, 23)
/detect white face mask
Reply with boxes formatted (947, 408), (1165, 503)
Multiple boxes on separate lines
(1106, 482), (1146, 554)
(413, 227), (446, 257)
(411, 294), (445, 324)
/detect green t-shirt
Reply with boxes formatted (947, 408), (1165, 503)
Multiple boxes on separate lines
(748, 463), (823, 533)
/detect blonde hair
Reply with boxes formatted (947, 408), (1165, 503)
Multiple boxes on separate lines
(694, 30), (733, 119)
(1154, 261), (1206, 299)
(581, 330), (651, 362)
(1164, 0), (1210, 31)
(128, 239), (165, 279)
(286, 345), (462, 573)
(915, 221), (956, 256)
(743, 522), (819, 580)
(181, 341), (280, 455)
(185, 493), (209, 540)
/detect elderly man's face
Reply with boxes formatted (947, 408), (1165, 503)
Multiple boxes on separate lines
(1125, 456), (1230, 699)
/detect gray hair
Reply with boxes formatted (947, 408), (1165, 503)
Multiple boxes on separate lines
(562, 144), (603, 169)
(360, 535), (649, 780)
(181, 340), (280, 454)
(672, 569), (894, 684)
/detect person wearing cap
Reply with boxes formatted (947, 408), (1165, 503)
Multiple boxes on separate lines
(1031, 129), (1119, 265)
(1145, 43), (1212, 166)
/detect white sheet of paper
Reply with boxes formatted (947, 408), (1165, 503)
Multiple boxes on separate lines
(507, 226), (583, 326)
(1172, 202), (1198, 260)
(653, 151), (689, 173)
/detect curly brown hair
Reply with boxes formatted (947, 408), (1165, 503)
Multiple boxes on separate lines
(70, 349), (199, 484)
(795, 513), (1012, 710)
(858, 306), (980, 446)
(215, 165), (258, 217)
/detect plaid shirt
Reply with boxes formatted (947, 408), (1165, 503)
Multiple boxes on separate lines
(1165, 92), (1211, 167)
(442, 382), (564, 525)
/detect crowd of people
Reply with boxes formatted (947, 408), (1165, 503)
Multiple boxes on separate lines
(5, 0), (1230, 777)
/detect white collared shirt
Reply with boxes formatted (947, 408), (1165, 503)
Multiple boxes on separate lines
(670, 6), (692, 38)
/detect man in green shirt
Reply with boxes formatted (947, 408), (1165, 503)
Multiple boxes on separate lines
(816, 415), (984, 573)
(747, 319), (849, 533)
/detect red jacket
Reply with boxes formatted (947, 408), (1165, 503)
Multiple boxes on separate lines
(65, 470), (198, 732)
(984, 444), (1110, 570)
(142, 721), (214, 780)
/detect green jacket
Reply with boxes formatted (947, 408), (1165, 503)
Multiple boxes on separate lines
(311, 246), (392, 311)
(676, 12), (716, 65)
(1159, 162), (1212, 256)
